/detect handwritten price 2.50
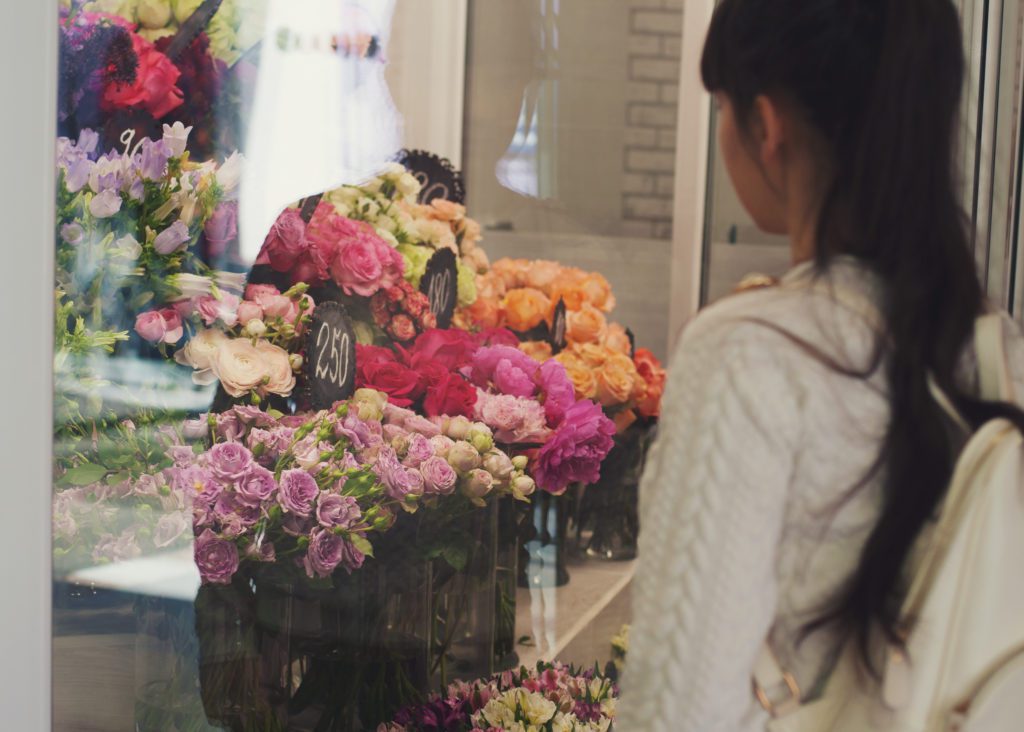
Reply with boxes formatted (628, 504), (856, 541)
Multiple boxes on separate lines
(314, 322), (351, 387)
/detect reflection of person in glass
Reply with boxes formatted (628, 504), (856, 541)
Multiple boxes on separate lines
(622, 2), (1024, 731)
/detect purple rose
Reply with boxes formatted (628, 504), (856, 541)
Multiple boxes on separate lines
(154, 221), (191, 255)
(303, 527), (345, 578)
(245, 540), (276, 562)
(165, 465), (219, 508)
(168, 444), (195, 467)
(153, 511), (189, 548)
(132, 473), (164, 498)
(419, 456), (457, 496)
(533, 399), (616, 494)
(278, 468), (319, 517)
(335, 414), (374, 448)
(373, 447), (424, 501)
(182, 417), (209, 440)
(282, 513), (313, 537)
(339, 539), (366, 574)
(207, 442), (254, 483)
(316, 493), (362, 529)
(236, 466), (277, 506)
(195, 528), (239, 584)
(214, 493), (260, 537)
(403, 434), (435, 468)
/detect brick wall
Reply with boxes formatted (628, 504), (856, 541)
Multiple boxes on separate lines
(622, 0), (683, 239)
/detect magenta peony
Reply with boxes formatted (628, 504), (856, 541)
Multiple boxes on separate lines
(533, 400), (616, 494)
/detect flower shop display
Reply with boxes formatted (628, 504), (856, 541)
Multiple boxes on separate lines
(380, 661), (618, 732)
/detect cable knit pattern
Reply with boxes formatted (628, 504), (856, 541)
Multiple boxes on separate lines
(618, 259), (1024, 732)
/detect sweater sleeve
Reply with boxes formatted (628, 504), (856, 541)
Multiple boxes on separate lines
(617, 319), (803, 732)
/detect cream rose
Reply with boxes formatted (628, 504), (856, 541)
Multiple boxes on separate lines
(255, 341), (295, 397)
(212, 339), (266, 397)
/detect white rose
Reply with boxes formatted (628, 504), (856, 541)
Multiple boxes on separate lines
(137, 0), (172, 28)
(255, 340), (295, 397)
(174, 328), (228, 384)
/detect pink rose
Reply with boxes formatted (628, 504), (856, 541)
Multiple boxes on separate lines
(245, 284), (281, 301)
(262, 209), (308, 272)
(236, 301), (263, 326)
(332, 238), (384, 297)
(101, 34), (183, 118)
(260, 294), (294, 320)
(135, 308), (183, 344)
(194, 293), (240, 327)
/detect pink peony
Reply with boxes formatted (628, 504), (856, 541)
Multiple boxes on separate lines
(533, 400), (616, 494)
(470, 346), (539, 399)
(474, 390), (551, 444)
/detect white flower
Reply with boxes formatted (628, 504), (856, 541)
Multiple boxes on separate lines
(210, 338), (266, 397)
(479, 694), (517, 728)
(244, 319), (267, 338)
(600, 697), (617, 719)
(89, 189), (122, 218)
(162, 122), (193, 157)
(520, 690), (557, 725)
(137, 0), (172, 28)
(255, 340), (295, 397)
(112, 234), (142, 260)
(216, 151), (243, 193)
(174, 328), (228, 385)
(396, 172), (421, 198)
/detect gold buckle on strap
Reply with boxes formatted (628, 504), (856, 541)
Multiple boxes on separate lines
(753, 670), (801, 717)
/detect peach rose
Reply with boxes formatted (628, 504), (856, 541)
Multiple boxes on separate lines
(570, 342), (611, 368)
(255, 340), (296, 397)
(603, 322), (632, 355)
(523, 260), (563, 295)
(555, 351), (599, 401)
(502, 287), (551, 332)
(548, 284), (587, 312)
(460, 216), (482, 248)
(463, 247), (490, 274)
(476, 271), (507, 301)
(520, 340), (553, 363)
(566, 302), (608, 345)
(212, 338), (267, 397)
(428, 199), (466, 222)
(595, 351), (638, 407)
(580, 272), (616, 312)
(492, 258), (531, 289)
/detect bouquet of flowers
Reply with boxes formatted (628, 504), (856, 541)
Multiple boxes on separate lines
(380, 661), (618, 732)
(354, 328), (616, 496)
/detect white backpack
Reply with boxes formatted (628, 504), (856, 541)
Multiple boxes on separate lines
(752, 312), (1024, 732)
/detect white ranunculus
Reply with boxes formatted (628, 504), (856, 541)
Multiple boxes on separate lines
(255, 341), (295, 397)
(174, 328), (228, 384)
(211, 338), (265, 397)
(162, 122), (193, 157)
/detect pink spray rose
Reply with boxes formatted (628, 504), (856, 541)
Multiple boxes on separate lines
(194, 529), (239, 584)
(135, 308), (184, 344)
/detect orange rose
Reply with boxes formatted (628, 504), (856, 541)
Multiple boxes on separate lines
(520, 340), (554, 363)
(502, 287), (551, 332)
(595, 351), (638, 407)
(523, 260), (563, 295)
(566, 302), (608, 345)
(634, 348), (666, 418)
(476, 271), (507, 301)
(603, 322), (632, 355)
(580, 272), (616, 312)
(570, 342), (611, 368)
(614, 408), (638, 434)
(461, 297), (505, 330)
(548, 285), (587, 312)
(555, 351), (599, 400)
(492, 258), (531, 289)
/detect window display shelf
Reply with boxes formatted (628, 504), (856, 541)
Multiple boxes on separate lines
(515, 558), (634, 669)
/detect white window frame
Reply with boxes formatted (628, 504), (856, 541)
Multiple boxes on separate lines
(0, 2), (56, 729)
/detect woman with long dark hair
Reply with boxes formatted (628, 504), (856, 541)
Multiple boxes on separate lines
(619, 1), (1024, 729)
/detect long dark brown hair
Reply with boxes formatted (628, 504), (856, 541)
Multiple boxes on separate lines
(701, 0), (1024, 670)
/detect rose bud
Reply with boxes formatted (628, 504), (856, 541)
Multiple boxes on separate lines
(512, 455), (529, 471)
(512, 474), (537, 499)
(244, 319), (267, 338)
(461, 469), (494, 500)
(468, 423), (494, 453)
(289, 354), (304, 371)
(447, 440), (482, 473)
(445, 415), (472, 441)
(482, 450), (514, 482)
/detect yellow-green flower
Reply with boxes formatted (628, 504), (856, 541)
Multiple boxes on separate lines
(457, 262), (477, 306)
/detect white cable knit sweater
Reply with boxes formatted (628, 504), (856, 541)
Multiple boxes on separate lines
(618, 258), (1024, 731)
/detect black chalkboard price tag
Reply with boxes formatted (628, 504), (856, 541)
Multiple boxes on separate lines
(549, 298), (568, 353)
(626, 327), (636, 358)
(304, 302), (356, 409)
(396, 149), (466, 205)
(420, 248), (458, 329)
(166, 0), (224, 61)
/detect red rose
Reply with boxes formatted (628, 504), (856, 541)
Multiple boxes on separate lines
(411, 328), (478, 371)
(355, 359), (423, 407)
(102, 33), (184, 118)
(388, 314), (417, 342)
(420, 365), (477, 418)
(356, 344), (398, 366)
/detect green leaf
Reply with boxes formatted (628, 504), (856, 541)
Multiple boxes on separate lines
(59, 463), (108, 486)
(349, 533), (374, 558)
(441, 545), (468, 572)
